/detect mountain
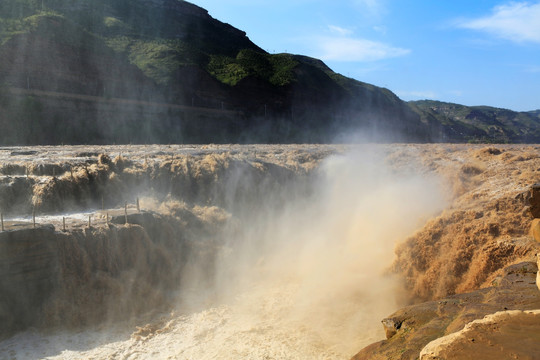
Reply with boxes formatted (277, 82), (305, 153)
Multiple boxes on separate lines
(0, 0), (537, 144)
(409, 100), (540, 143)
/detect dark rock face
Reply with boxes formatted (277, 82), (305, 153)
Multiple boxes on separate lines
(0, 214), (188, 339)
(530, 183), (540, 218)
(0, 226), (59, 337)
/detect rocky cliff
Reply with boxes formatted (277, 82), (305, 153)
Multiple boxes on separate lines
(0, 211), (216, 338)
(353, 146), (540, 359)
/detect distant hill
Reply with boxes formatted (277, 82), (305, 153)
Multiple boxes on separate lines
(409, 100), (540, 143)
(0, 0), (537, 144)
(528, 110), (540, 118)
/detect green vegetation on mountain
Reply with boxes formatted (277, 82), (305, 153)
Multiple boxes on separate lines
(206, 50), (298, 87)
(0, 0), (537, 144)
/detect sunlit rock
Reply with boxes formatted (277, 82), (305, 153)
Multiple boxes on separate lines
(419, 310), (540, 360)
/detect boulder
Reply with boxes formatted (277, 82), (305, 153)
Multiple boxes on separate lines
(537, 254), (540, 292)
(419, 310), (540, 360)
(531, 218), (540, 242)
(382, 318), (402, 339)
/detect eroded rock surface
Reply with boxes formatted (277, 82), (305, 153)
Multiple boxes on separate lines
(530, 183), (540, 218)
(420, 310), (540, 360)
(531, 219), (540, 242)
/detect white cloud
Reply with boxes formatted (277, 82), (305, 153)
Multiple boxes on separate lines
(328, 25), (354, 36)
(372, 25), (387, 35)
(315, 37), (410, 62)
(396, 91), (438, 100)
(353, 0), (385, 17)
(457, 2), (540, 43)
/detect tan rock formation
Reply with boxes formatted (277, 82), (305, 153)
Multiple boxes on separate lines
(392, 145), (540, 302)
(537, 253), (540, 292)
(419, 310), (540, 360)
(531, 218), (540, 243)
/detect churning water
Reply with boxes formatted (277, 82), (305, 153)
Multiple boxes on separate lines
(0, 146), (446, 359)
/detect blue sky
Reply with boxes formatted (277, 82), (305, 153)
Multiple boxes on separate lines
(190, 0), (540, 111)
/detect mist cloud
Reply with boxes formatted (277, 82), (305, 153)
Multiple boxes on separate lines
(195, 147), (447, 356)
(456, 1), (540, 44)
(315, 36), (411, 62)
(328, 25), (354, 36)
